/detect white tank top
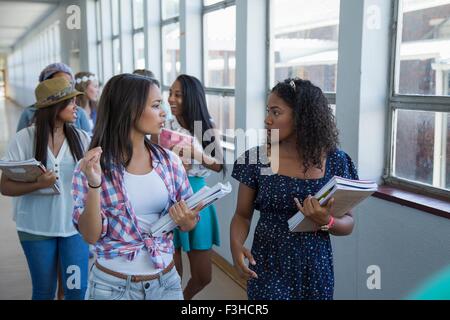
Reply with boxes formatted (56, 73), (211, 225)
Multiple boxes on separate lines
(97, 169), (172, 275)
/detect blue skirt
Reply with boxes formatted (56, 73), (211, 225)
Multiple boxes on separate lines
(173, 176), (221, 252)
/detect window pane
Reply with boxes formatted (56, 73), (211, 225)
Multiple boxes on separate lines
(204, 6), (236, 88)
(97, 43), (103, 84)
(397, 0), (450, 96)
(95, 0), (102, 41)
(133, 32), (145, 70)
(113, 38), (121, 74)
(162, 23), (180, 86)
(111, 0), (119, 36)
(394, 109), (449, 190)
(133, 0), (144, 29)
(162, 0), (179, 20)
(161, 91), (174, 122)
(204, 0), (222, 6)
(271, 0), (340, 92)
(206, 95), (235, 133)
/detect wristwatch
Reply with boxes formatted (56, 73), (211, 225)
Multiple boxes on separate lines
(320, 216), (335, 232)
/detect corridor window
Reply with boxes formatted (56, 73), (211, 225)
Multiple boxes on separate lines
(395, 0), (450, 96)
(133, 32), (145, 70)
(388, 0), (450, 193)
(132, 0), (145, 70)
(161, 22), (180, 86)
(162, 0), (180, 20)
(94, 0), (103, 84)
(269, 0), (340, 94)
(203, 1), (236, 136)
(206, 94), (235, 135)
(203, 5), (236, 88)
(111, 0), (121, 74)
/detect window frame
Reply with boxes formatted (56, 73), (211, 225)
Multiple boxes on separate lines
(202, 0), (237, 142)
(385, 0), (450, 198)
(132, 0), (145, 70)
(266, 0), (338, 105)
(94, 0), (104, 85)
(160, 0), (180, 89)
(111, 0), (121, 75)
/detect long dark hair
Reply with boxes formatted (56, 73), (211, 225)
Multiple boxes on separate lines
(90, 73), (167, 181)
(34, 99), (84, 167)
(271, 78), (339, 173)
(176, 74), (225, 173)
(74, 72), (98, 115)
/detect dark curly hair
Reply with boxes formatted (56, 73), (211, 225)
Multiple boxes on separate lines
(271, 78), (339, 173)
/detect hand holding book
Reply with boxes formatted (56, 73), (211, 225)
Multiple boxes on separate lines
(150, 182), (232, 237)
(0, 159), (61, 195)
(36, 170), (58, 190)
(288, 176), (377, 232)
(168, 200), (204, 232)
(294, 195), (335, 227)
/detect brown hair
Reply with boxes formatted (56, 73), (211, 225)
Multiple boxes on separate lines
(34, 98), (84, 167)
(74, 72), (97, 114)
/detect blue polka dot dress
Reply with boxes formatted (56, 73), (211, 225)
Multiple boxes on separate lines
(232, 146), (358, 300)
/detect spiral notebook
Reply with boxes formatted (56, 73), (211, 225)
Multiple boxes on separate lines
(0, 159), (60, 195)
(288, 176), (377, 232)
(150, 182), (232, 237)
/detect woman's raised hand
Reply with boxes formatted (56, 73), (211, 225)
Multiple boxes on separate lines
(80, 147), (103, 187)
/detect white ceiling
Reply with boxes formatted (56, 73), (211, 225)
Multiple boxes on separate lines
(0, 1), (58, 52)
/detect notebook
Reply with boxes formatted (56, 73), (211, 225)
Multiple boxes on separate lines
(0, 159), (60, 195)
(288, 176), (377, 232)
(150, 182), (232, 237)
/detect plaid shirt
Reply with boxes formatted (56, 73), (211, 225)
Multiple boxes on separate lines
(72, 146), (193, 270)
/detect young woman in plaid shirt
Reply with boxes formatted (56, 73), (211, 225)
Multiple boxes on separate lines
(72, 74), (203, 300)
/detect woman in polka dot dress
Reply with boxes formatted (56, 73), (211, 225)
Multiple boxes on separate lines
(230, 78), (358, 300)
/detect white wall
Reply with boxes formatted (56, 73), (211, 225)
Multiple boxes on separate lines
(7, 0), (89, 107)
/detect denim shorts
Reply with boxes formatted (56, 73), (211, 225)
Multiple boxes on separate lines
(88, 264), (183, 300)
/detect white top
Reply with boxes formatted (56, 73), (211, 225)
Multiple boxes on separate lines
(98, 169), (172, 275)
(2, 126), (90, 237)
(166, 117), (211, 178)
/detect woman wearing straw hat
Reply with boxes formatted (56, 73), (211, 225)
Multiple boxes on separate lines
(0, 77), (91, 300)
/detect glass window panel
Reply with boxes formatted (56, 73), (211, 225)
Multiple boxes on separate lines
(204, 6), (236, 88)
(394, 109), (449, 190)
(133, 32), (145, 69)
(162, 0), (180, 20)
(113, 38), (121, 74)
(271, 0), (340, 92)
(95, 0), (102, 41)
(111, 0), (119, 36)
(396, 0), (450, 96)
(162, 23), (180, 86)
(161, 90), (174, 122)
(206, 94), (235, 133)
(97, 43), (103, 84)
(133, 0), (144, 29)
(204, 0), (222, 6)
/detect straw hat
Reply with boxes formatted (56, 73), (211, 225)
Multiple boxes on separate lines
(35, 77), (83, 109)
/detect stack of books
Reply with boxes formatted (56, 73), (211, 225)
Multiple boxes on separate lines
(0, 159), (60, 195)
(288, 176), (377, 232)
(150, 182), (232, 237)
